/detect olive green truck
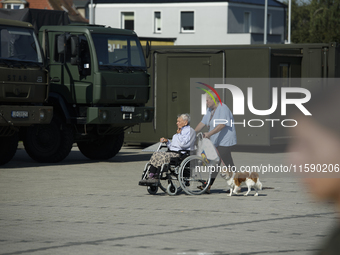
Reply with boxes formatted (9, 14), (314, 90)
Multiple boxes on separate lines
(0, 18), (53, 165)
(0, 18), (153, 165)
(37, 24), (153, 162)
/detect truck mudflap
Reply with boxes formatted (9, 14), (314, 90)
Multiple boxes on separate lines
(0, 105), (53, 126)
(86, 106), (154, 125)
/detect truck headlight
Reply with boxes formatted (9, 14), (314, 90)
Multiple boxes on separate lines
(39, 110), (45, 120)
(144, 110), (149, 120)
(102, 111), (107, 120)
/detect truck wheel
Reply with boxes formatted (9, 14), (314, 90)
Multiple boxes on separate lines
(0, 132), (18, 166)
(23, 116), (73, 163)
(77, 133), (124, 160)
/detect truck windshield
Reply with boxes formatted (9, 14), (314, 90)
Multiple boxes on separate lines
(0, 26), (43, 63)
(92, 33), (146, 70)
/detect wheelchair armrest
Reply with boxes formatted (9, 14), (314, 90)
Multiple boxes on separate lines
(179, 149), (195, 156)
(177, 150), (193, 161)
(156, 142), (168, 151)
(178, 149), (190, 154)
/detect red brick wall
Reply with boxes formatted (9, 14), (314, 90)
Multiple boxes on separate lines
(27, 0), (53, 10)
(0, 0), (53, 10)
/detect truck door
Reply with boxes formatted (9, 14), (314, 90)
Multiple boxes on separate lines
(50, 33), (93, 105)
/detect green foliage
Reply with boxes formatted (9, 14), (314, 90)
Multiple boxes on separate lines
(290, 0), (311, 43)
(286, 0), (340, 43)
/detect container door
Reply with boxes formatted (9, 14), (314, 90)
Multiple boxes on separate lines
(270, 49), (302, 145)
(163, 53), (224, 138)
(124, 51), (224, 144)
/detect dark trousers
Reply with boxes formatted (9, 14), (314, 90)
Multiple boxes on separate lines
(210, 146), (235, 186)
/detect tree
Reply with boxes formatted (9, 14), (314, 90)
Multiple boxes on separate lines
(290, 0), (311, 43)
(308, 0), (340, 43)
(286, 0), (340, 43)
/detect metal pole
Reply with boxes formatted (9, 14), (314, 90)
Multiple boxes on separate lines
(264, 0), (268, 44)
(288, 0), (291, 43)
(89, 0), (94, 25)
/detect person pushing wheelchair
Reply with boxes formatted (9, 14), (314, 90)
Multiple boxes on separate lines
(195, 90), (237, 194)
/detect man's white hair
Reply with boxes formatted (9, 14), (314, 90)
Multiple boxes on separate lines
(178, 113), (190, 125)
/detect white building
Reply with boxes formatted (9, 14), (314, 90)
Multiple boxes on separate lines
(93, 0), (287, 45)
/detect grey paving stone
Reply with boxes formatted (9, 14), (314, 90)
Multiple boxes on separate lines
(0, 146), (336, 255)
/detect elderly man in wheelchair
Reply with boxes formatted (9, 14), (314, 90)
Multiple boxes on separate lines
(139, 113), (213, 195)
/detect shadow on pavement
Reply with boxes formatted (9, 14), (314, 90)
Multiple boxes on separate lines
(129, 143), (289, 154)
(1, 147), (153, 169)
(232, 144), (288, 153)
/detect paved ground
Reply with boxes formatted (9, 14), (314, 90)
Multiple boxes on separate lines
(0, 145), (337, 255)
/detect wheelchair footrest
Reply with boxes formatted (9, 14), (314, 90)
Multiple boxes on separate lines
(138, 180), (159, 187)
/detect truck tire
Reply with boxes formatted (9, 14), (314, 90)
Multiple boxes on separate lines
(77, 133), (124, 160)
(0, 132), (18, 166)
(23, 116), (73, 163)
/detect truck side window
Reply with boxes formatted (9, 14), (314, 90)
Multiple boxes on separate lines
(78, 35), (91, 76)
(53, 34), (91, 76)
(54, 34), (71, 63)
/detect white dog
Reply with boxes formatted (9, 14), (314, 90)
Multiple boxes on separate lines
(221, 171), (263, 196)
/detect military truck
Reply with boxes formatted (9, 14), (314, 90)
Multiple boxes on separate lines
(0, 18), (53, 165)
(0, 9), (153, 163)
(20, 24), (153, 162)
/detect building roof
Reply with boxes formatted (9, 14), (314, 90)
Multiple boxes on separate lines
(73, 0), (88, 8)
(48, 0), (88, 22)
(229, 0), (285, 7)
(0, 8), (70, 33)
(13, 0), (89, 22)
(92, 0), (286, 8)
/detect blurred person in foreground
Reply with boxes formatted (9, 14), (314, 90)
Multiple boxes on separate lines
(288, 86), (340, 255)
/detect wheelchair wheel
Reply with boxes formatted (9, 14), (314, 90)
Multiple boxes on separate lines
(178, 155), (211, 195)
(166, 184), (178, 196)
(147, 185), (158, 195)
(159, 167), (182, 194)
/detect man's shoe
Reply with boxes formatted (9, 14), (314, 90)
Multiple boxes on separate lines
(205, 185), (212, 194)
(197, 184), (211, 194)
(197, 185), (204, 190)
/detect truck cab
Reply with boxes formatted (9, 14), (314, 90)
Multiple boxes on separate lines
(24, 24), (153, 162)
(0, 18), (53, 165)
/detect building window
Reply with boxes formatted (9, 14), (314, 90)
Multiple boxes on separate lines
(121, 12), (134, 30)
(154, 12), (161, 33)
(267, 14), (272, 34)
(244, 12), (251, 33)
(181, 11), (194, 32)
(4, 4), (24, 9)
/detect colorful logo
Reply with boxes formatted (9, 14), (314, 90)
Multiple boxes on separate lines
(200, 150), (210, 164)
(196, 82), (222, 107)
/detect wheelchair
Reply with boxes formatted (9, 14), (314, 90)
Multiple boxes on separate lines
(139, 138), (212, 196)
